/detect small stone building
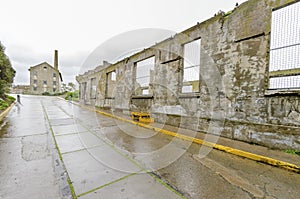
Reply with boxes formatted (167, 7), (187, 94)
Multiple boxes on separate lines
(76, 0), (300, 150)
(29, 50), (63, 94)
(10, 85), (30, 94)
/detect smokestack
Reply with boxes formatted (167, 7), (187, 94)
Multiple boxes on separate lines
(54, 50), (58, 70)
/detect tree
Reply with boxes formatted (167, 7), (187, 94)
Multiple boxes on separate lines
(0, 42), (15, 98)
(67, 82), (76, 91)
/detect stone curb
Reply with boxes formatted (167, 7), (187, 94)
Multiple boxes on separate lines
(60, 97), (300, 174)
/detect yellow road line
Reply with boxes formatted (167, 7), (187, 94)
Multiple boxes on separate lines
(65, 99), (300, 174)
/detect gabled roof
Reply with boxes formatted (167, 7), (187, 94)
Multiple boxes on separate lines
(29, 62), (54, 69)
(29, 62), (63, 82)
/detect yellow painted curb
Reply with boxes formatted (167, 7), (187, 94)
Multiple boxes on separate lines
(0, 102), (15, 122)
(65, 100), (300, 174)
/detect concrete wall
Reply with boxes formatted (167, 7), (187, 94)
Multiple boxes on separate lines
(76, 0), (300, 150)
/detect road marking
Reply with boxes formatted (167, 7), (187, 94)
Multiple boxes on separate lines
(63, 98), (300, 174)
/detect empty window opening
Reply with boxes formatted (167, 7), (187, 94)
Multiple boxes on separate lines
(182, 39), (201, 93)
(106, 71), (116, 98)
(135, 56), (155, 95)
(111, 71), (116, 81)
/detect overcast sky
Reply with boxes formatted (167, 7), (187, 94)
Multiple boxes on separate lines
(1, 0), (248, 85)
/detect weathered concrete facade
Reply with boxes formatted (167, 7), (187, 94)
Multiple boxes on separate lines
(29, 62), (62, 94)
(76, 0), (300, 150)
(29, 51), (62, 95)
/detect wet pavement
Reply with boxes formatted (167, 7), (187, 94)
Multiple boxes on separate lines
(0, 95), (299, 199)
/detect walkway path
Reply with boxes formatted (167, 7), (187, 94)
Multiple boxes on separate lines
(0, 95), (299, 199)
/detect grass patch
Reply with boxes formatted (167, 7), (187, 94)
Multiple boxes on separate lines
(64, 90), (79, 101)
(285, 149), (300, 156)
(0, 95), (15, 110)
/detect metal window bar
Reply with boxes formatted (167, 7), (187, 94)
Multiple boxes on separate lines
(269, 1), (300, 89)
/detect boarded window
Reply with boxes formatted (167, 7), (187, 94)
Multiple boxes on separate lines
(81, 82), (87, 100)
(182, 39), (201, 93)
(90, 78), (97, 99)
(269, 2), (300, 89)
(135, 56), (155, 95)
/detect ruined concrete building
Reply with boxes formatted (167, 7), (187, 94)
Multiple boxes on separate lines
(76, 0), (300, 150)
(29, 50), (63, 94)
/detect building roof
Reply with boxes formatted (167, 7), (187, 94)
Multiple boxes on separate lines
(29, 62), (54, 70)
(29, 62), (63, 82)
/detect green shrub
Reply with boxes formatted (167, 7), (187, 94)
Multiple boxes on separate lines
(6, 95), (15, 103)
(0, 99), (9, 110)
(65, 90), (79, 101)
(42, 92), (51, 96)
(285, 149), (300, 156)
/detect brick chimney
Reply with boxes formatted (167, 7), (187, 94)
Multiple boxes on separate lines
(54, 50), (58, 71)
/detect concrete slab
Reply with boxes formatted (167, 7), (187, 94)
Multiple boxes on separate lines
(62, 149), (139, 196)
(55, 134), (85, 154)
(55, 132), (104, 154)
(87, 145), (141, 173)
(80, 173), (183, 199)
(50, 118), (76, 126)
(52, 124), (87, 136)
(0, 137), (61, 199)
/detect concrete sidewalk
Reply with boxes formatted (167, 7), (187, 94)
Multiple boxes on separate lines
(42, 98), (184, 198)
(0, 95), (70, 199)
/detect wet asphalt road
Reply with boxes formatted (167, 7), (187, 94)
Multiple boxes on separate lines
(0, 95), (299, 199)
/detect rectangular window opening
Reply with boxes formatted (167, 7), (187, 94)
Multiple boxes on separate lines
(90, 78), (97, 99)
(106, 71), (116, 98)
(135, 56), (155, 95)
(182, 38), (201, 93)
(269, 2), (300, 89)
